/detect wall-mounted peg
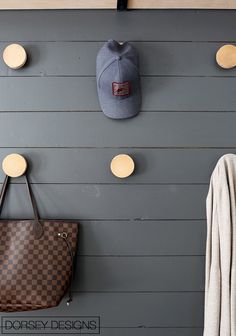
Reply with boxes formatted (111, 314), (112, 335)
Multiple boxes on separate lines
(216, 44), (236, 69)
(110, 154), (135, 178)
(2, 154), (27, 178)
(3, 44), (27, 69)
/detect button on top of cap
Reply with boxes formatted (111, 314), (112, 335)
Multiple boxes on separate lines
(116, 56), (122, 60)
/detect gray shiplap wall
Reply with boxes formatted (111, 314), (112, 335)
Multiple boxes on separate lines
(0, 8), (235, 336)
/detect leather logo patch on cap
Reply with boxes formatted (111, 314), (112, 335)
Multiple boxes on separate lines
(112, 81), (130, 96)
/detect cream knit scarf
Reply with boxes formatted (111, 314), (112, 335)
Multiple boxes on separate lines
(204, 154), (236, 336)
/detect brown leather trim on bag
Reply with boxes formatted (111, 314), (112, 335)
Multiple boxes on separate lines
(0, 174), (43, 239)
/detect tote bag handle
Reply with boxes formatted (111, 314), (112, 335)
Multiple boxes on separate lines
(0, 174), (43, 239)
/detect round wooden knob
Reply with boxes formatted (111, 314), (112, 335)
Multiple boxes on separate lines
(2, 154), (27, 177)
(110, 154), (135, 178)
(216, 44), (236, 69)
(3, 44), (27, 69)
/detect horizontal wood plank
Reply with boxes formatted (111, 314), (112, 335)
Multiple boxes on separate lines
(0, 326), (204, 336)
(1, 292), (203, 327)
(0, 0), (116, 9)
(79, 220), (206, 256)
(130, 0), (236, 9)
(93, 329), (204, 336)
(1, 77), (236, 111)
(0, 184), (207, 219)
(75, 256), (205, 292)
(1, 112), (236, 148)
(0, 10), (234, 42)
(1, 0), (236, 9)
(0, 148), (229, 184)
(0, 41), (233, 77)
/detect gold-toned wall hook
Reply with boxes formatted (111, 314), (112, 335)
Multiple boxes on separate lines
(110, 154), (135, 178)
(216, 44), (236, 69)
(2, 154), (27, 177)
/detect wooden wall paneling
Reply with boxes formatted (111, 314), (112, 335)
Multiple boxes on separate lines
(0, 184), (207, 219)
(1, 112), (236, 147)
(0, 42), (233, 77)
(74, 256), (205, 292)
(0, 148), (229, 184)
(0, 292), (204, 327)
(0, 11), (235, 41)
(79, 220), (206, 256)
(0, 0), (236, 10)
(0, 9), (230, 335)
(1, 77), (236, 111)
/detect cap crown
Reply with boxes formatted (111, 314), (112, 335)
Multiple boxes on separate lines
(97, 40), (139, 100)
(96, 39), (141, 119)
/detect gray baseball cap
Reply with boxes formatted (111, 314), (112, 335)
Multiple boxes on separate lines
(96, 39), (141, 119)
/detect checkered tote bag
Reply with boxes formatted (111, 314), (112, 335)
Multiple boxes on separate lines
(0, 174), (79, 312)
